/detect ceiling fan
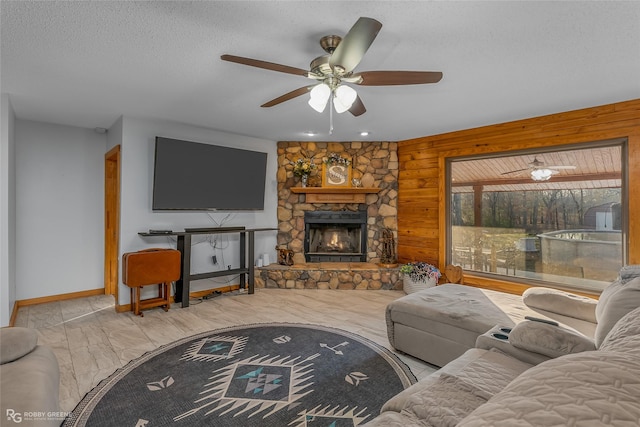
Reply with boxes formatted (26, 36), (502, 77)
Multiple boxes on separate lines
(221, 17), (443, 117)
(501, 157), (576, 181)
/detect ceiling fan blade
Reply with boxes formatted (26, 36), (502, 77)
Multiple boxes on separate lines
(501, 168), (530, 176)
(353, 70), (443, 86)
(329, 17), (382, 73)
(221, 54), (312, 78)
(547, 165), (577, 170)
(349, 95), (366, 117)
(261, 85), (315, 108)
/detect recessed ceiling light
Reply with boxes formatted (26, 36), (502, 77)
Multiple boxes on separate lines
(360, 131), (370, 136)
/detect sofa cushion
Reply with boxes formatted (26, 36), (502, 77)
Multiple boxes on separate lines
(400, 373), (490, 427)
(595, 276), (640, 347)
(509, 320), (596, 358)
(453, 348), (532, 396)
(360, 410), (422, 427)
(0, 327), (38, 364)
(457, 351), (640, 427)
(619, 264), (640, 282)
(599, 306), (640, 356)
(376, 348), (532, 427)
(522, 287), (597, 323)
(388, 284), (529, 336)
(380, 348), (491, 414)
(0, 345), (61, 427)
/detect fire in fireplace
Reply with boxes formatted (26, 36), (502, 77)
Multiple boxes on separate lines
(304, 211), (367, 262)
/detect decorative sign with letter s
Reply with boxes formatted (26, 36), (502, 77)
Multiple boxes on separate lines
(322, 153), (352, 187)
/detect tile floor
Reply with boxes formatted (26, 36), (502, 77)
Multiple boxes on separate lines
(14, 288), (438, 412)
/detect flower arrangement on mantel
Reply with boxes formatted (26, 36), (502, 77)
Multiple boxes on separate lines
(292, 158), (317, 177)
(323, 152), (351, 166)
(292, 158), (316, 187)
(400, 261), (441, 283)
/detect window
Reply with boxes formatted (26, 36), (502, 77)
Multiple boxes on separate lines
(447, 141), (626, 293)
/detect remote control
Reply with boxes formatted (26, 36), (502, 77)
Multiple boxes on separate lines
(525, 316), (559, 326)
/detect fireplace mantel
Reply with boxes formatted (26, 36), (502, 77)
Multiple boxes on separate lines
(290, 187), (381, 203)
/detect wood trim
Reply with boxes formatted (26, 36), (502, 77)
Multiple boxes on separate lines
(289, 187), (381, 194)
(398, 98), (640, 294)
(16, 288), (106, 307)
(290, 187), (381, 204)
(105, 145), (121, 301)
(462, 274), (600, 299)
(9, 301), (19, 327)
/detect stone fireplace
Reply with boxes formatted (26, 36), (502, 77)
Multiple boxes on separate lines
(304, 210), (367, 262)
(275, 141), (399, 264)
(255, 141), (401, 290)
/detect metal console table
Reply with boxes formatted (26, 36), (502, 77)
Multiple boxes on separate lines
(138, 227), (276, 307)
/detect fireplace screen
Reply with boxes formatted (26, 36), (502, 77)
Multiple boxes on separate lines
(309, 226), (361, 253)
(304, 211), (367, 262)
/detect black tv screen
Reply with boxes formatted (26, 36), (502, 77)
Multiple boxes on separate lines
(152, 137), (267, 210)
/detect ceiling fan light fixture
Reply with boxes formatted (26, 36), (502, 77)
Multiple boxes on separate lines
(333, 84), (357, 113)
(531, 168), (553, 181)
(308, 83), (331, 112)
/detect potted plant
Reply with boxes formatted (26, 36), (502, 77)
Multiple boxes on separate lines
(400, 261), (441, 294)
(292, 158), (316, 187)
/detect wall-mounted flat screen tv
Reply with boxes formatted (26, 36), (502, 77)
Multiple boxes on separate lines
(152, 137), (268, 210)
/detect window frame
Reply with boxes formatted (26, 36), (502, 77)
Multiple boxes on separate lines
(444, 138), (628, 293)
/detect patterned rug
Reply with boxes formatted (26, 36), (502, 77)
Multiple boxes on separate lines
(64, 323), (416, 427)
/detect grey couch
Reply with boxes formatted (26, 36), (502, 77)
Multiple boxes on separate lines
(0, 327), (61, 427)
(365, 268), (640, 426)
(385, 283), (597, 367)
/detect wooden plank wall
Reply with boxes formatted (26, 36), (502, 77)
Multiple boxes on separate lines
(397, 99), (640, 295)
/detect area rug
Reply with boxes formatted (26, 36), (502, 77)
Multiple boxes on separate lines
(64, 323), (416, 427)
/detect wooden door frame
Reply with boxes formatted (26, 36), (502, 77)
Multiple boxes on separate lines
(105, 145), (121, 304)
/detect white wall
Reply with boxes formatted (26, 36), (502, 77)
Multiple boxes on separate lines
(116, 116), (278, 305)
(15, 120), (106, 299)
(107, 115), (123, 152)
(1, 94), (16, 326)
(6, 113), (276, 310)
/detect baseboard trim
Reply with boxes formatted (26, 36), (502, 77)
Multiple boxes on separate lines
(12, 284), (244, 321)
(16, 288), (106, 307)
(9, 301), (19, 327)
(116, 285), (241, 314)
(10, 288), (108, 326)
(189, 284), (240, 299)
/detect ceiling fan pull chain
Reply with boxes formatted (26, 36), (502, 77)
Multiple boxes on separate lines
(329, 97), (334, 134)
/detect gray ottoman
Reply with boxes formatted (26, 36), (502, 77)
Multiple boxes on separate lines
(386, 284), (536, 367)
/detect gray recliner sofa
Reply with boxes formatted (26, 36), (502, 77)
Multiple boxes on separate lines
(0, 327), (61, 427)
(364, 266), (640, 426)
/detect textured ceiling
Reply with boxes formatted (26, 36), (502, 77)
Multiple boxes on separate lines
(2, 1), (639, 142)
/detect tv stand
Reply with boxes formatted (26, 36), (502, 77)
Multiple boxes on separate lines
(138, 227), (276, 307)
(183, 226), (246, 233)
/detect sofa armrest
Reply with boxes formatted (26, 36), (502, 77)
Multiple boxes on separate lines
(0, 327), (38, 364)
(523, 287), (597, 323)
(509, 320), (596, 358)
